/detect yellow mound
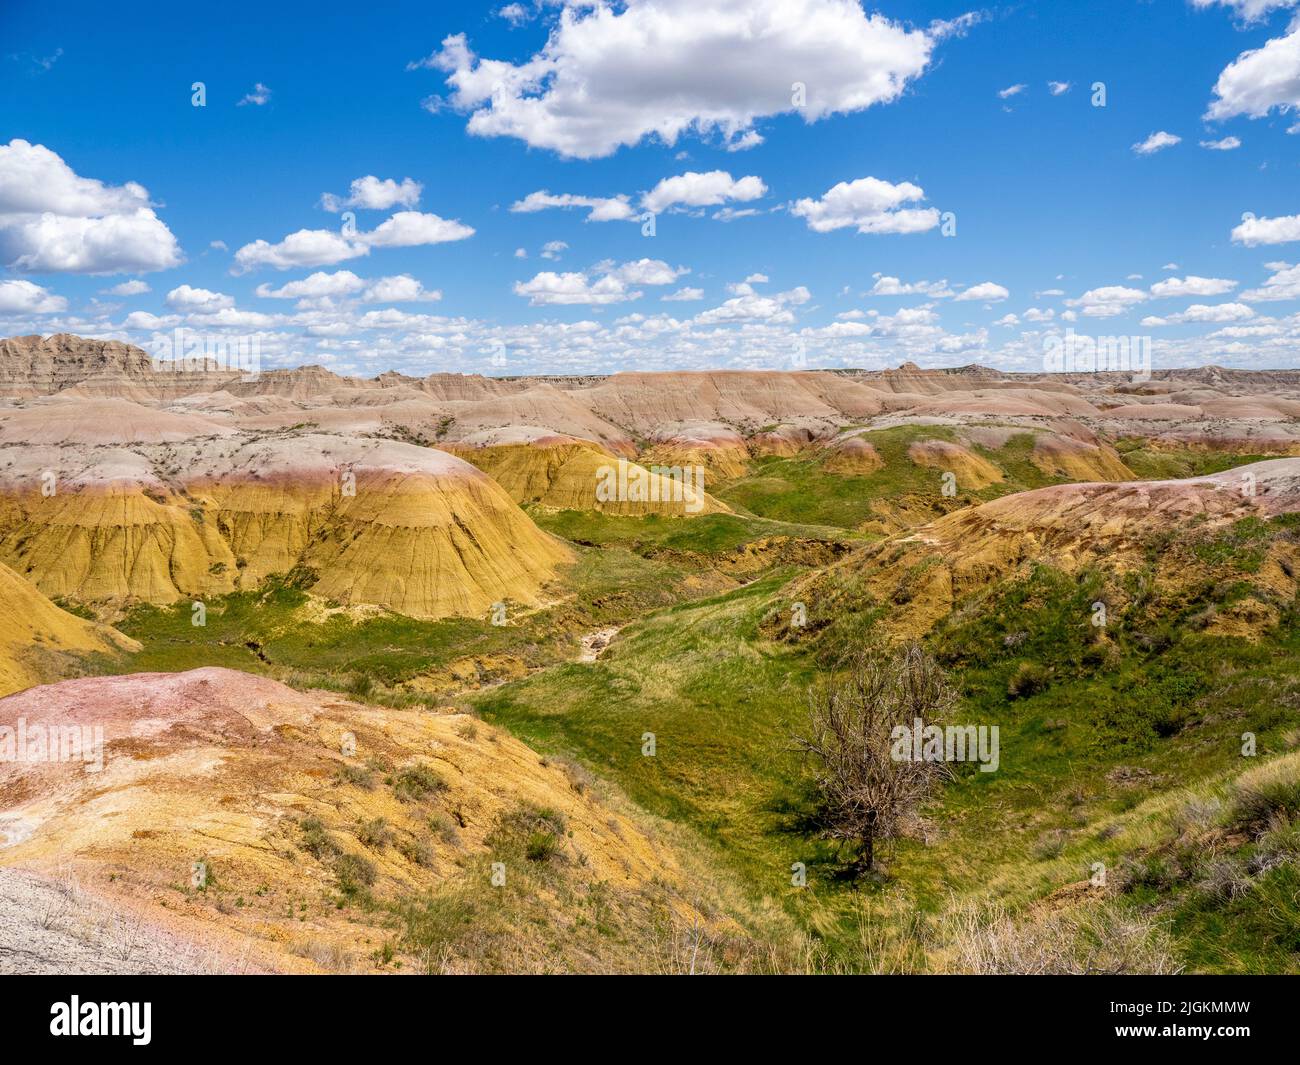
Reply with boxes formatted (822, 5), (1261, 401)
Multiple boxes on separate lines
(0, 561), (136, 696)
(822, 434), (885, 475)
(0, 435), (572, 620)
(1030, 436), (1135, 482)
(790, 460), (1300, 639)
(0, 667), (698, 973)
(907, 439), (1003, 490)
(640, 440), (749, 481)
(450, 438), (731, 517)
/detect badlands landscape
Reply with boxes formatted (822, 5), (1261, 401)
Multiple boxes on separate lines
(0, 332), (1298, 974)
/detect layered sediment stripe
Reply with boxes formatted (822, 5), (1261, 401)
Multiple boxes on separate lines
(0, 434), (572, 619)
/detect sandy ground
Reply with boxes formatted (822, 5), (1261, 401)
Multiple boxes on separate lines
(0, 866), (258, 975)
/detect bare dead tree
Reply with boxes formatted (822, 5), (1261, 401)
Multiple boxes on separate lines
(792, 643), (956, 878)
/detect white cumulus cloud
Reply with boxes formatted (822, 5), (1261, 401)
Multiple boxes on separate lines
(1066, 285), (1148, 317)
(233, 211), (473, 271)
(102, 279), (150, 296)
(362, 275), (442, 302)
(0, 139), (182, 274)
(791, 177), (939, 235)
(321, 176), (423, 212)
(641, 171), (767, 213)
(416, 0), (943, 158)
(954, 281), (1009, 302)
(1232, 213), (1300, 245)
(256, 271), (367, 299)
(1150, 275), (1238, 297)
(513, 270), (638, 306)
(662, 287), (705, 301)
(165, 285), (235, 312)
(0, 279), (67, 313)
(1205, 21), (1300, 121)
(1242, 261), (1300, 300)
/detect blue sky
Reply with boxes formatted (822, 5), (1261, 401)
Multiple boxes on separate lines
(2, 0), (1299, 376)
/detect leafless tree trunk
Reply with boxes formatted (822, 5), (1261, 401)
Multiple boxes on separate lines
(792, 643), (956, 877)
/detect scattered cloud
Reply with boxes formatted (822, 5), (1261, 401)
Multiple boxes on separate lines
(253, 269), (440, 303)
(255, 271), (366, 299)
(1232, 212), (1300, 245)
(8, 48), (63, 74)
(1200, 135), (1242, 150)
(496, 2), (533, 26)
(415, 0), (944, 158)
(791, 177), (939, 235)
(695, 285), (809, 325)
(725, 130), (764, 152)
(641, 171), (766, 214)
(1132, 130), (1182, 154)
(1205, 20), (1300, 120)
(1065, 285), (1148, 317)
(1190, 0), (1299, 23)
(1144, 301), (1256, 325)
(1150, 275), (1238, 297)
(954, 281), (1009, 302)
(0, 279), (67, 313)
(0, 138), (182, 274)
(1047, 81), (1071, 95)
(237, 82), (272, 107)
(606, 259), (687, 285)
(320, 176), (422, 213)
(233, 229), (367, 272)
(102, 279), (150, 296)
(513, 270), (638, 306)
(233, 211), (473, 271)
(871, 275), (954, 297)
(363, 211), (474, 248)
(512, 259), (684, 306)
(1243, 261), (1300, 300)
(165, 285), (235, 312)
(998, 84), (1026, 99)
(362, 274), (441, 302)
(662, 287), (705, 302)
(121, 310), (179, 330)
(509, 190), (637, 222)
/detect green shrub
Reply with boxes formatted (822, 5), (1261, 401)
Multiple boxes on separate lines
(1228, 757), (1300, 832)
(525, 831), (562, 863)
(335, 852), (377, 896)
(391, 763), (448, 802)
(398, 836), (435, 866)
(1008, 661), (1049, 699)
(356, 817), (392, 849)
(347, 672), (376, 698)
(337, 763), (375, 789)
(300, 816), (339, 859)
